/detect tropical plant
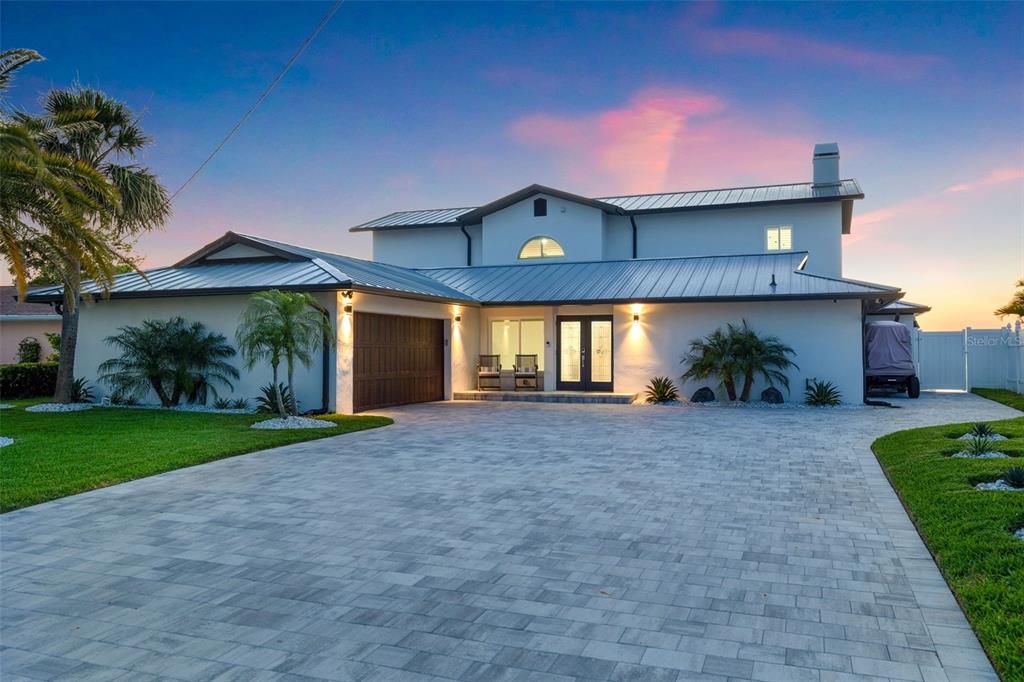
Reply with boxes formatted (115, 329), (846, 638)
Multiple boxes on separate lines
(108, 389), (138, 406)
(969, 422), (996, 438)
(727, 320), (797, 401)
(236, 290), (332, 417)
(16, 336), (41, 363)
(231, 398), (249, 410)
(44, 331), (60, 361)
(12, 85), (170, 403)
(212, 397), (233, 410)
(964, 436), (996, 456)
(804, 379), (842, 406)
(681, 328), (739, 400)
(69, 377), (94, 403)
(255, 382), (296, 414)
(98, 317), (238, 407)
(644, 376), (680, 404)
(995, 279), (1024, 319)
(1004, 467), (1024, 489)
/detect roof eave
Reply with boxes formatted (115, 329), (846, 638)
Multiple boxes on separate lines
(349, 222), (464, 233)
(479, 291), (900, 307)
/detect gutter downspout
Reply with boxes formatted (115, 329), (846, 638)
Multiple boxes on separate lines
(629, 215), (638, 259)
(460, 225), (472, 266)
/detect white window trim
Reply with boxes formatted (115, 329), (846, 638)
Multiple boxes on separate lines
(765, 225), (793, 252)
(489, 318), (546, 370)
(518, 235), (566, 260)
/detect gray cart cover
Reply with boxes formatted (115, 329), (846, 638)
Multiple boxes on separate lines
(865, 321), (915, 377)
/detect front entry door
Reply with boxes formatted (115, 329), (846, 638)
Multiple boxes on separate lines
(557, 316), (613, 391)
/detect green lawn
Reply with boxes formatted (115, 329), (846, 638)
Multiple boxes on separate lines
(974, 387), (1024, 412)
(0, 400), (391, 513)
(872, 396), (1024, 681)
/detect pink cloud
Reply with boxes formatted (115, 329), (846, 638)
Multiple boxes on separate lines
(679, 6), (942, 80)
(508, 87), (811, 194)
(945, 167), (1024, 193)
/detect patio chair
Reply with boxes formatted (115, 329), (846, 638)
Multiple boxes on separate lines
(514, 354), (539, 391)
(477, 354), (501, 391)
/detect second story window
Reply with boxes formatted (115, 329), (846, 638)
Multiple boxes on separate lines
(519, 236), (565, 259)
(533, 198), (547, 217)
(765, 226), (793, 251)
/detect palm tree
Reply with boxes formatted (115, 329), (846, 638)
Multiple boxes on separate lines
(681, 327), (739, 400)
(98, 317), (238, 407)
(0, 50), (122, 298)
(236, 290), (333, 417)
(18, 87), (170, 403)
(995, 279), (1024, 319)
(728, 320), (798, 402)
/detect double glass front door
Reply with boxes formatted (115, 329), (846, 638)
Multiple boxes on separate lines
(557, 316), (613, 391)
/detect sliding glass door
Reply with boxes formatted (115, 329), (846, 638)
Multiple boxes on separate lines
(556, 316), (613, 391)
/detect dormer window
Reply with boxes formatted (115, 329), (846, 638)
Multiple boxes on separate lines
(765, 226), (792, 251)
(518, 236), (565, 260)
(533, 198), (547, 217)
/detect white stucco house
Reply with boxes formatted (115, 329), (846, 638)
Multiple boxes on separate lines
(27, 143), (915, 411)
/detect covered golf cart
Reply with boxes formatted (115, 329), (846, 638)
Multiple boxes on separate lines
(865, 320), (920, 398)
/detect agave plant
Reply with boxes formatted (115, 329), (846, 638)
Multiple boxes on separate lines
(964, 436), (996, 456)
(644, 376), (680, 404)
(1004, 467), (1024, 489)
(230, 398), (249, 410)
(255, 383), (296, 414)
(69, 377), (94, 403)
(804, 379), (842, 406)
(212, 397), (233, 410)
(969, 422), (996, 438)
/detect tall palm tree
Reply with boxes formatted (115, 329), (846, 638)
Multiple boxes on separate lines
(995, 279), (1024, 319)
(728, 320), (798, 402)
(681, 327), (739, 400)
(236, 290), (333, 417)
(19, 86), (170, 403)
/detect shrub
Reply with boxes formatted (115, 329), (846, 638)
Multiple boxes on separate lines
(44, 332), (61, 362)
(231, 398), (249, 410)
(255, 382), (296, 414)
(970, 422), (996, 438)
(108, 390), (139, 406)
(644, 376), (679, 404)
(99, 317), (239, 407)
(0, 362), (58, 398)
(212, 397), (233, 409)
(16, 337), (42, 363)
(805, 379), (842, 406)
(681, 320), (796, 402)
(1004, 467), (1024, 489)
(69, 378), (94, 403)
(964, 436), (996, 456)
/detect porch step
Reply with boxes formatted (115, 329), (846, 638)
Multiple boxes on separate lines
(454, 390), (637, 405)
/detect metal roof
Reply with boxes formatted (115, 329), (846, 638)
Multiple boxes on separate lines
(417, 251), (899, 306)
(350, 180), (864, 231)
(876, 299), (931, 314)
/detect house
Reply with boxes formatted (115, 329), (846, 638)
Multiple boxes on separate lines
(1, 286), (61, 364)
(26, 143), (910, 410)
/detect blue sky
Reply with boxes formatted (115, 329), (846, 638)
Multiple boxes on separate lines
(4, 1), (1023, 328)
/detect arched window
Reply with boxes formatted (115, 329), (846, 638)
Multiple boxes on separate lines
(518, 236), (565, 260)
(533, 198), (547, 217)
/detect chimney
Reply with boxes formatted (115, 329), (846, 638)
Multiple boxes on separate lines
(812, 142), (840, 187)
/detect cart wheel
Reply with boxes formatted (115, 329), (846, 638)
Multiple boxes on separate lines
(907, 376), (920, 399)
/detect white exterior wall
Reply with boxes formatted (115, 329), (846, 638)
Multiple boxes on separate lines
(333, 292), (479, 413)
(631, 203), (844, 276)
(372, 225), (481, 268)
(480, 194), (604, 265)
(73, 293), (336, 410)
(613, 299), (864, 403)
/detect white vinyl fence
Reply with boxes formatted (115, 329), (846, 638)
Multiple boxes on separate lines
(916, 321), (1024, 392)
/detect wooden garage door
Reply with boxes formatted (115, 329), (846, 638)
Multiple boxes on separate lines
(353, 312), (445, 412)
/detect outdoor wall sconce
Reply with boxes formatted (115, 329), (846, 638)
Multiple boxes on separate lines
(342, 291), (353, 314)
(631, 303), (641, 324)
(454, 314), (462, 323)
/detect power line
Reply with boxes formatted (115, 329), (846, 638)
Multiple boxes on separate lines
(170, 0), (343, 201)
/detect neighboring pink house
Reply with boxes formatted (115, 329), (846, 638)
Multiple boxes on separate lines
(0, 286), (61, 364)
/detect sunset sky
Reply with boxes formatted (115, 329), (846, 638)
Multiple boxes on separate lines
(4, 1), (1022, 329)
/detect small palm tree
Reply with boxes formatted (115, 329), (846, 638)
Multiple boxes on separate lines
(681, 328), (739, 400)
(995, 279), (1024, 319)
(728, 320), (798, 402)
(99, 317), (238, 407)
(236, 290), (333, 417)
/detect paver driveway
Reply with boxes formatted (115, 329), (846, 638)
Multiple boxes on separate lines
(2, 393), (1019, 682)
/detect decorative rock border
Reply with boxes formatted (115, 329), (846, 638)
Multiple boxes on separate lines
(0, 404), (13, 410)
(25, 403), (93, 413)
(250, 416), (335, 430)
(951, 451), (1008, 459)
(975, 480), (1024, 491)
(1015, 528), (1024, 542)
(0, 436), (13, 448)
(958, 433), (1008, 441)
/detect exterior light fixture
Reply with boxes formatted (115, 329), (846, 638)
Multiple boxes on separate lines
(342, 291), (353, 314)
(631, 303), (641, 324)
(454, 314), (462, 323)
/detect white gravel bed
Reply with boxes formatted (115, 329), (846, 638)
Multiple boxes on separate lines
(105, 402), (255, 414)
(1016, 529), (1024, 542)
(0, 404), (14, 410)
(250, 416), (335, 430)
(951, 451), (1008, 459)
(25, 402), (94, 413)
(958, 433), (1007, 441)
(0, 437), (14, 448)
(974, 480), (1024, 491)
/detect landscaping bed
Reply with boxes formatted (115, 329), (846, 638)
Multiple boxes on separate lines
(872, 410), (1024, 680)
(0, 399), (391, 512)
